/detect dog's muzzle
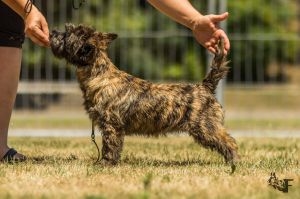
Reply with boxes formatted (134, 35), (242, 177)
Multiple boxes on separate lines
(50, 30), (66, 58)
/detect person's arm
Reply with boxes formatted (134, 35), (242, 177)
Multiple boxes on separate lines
(2, 0), (36, 19)
(2, 0), (49, 47)
(147, 0), (230, 54)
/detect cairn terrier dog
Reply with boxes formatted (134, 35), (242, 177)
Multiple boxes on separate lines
(50, 24), (238, 172)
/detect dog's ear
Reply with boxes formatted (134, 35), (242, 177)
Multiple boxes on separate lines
(65, 23), (75, 32)
(97, 33), (118, 49)
(102, 33), (118, 41)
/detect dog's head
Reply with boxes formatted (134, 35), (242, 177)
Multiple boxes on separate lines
(50, 23), (117, 66)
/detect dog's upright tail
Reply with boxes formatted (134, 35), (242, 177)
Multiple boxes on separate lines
(202, 37), (229, 93)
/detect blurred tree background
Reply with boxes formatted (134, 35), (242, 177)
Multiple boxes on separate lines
(227, 0), (299, 83)
(21, 0), (299, 84)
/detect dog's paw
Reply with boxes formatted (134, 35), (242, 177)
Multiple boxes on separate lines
(98, 158), (118, 166)
(228, 152), (240, 174)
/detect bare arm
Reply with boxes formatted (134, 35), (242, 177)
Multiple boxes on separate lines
(2, 0), (49, 47)
(147, 0), (230, 54)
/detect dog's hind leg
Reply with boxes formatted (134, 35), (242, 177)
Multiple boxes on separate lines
(189, 126), (239, 172)
(100, 125), (124, 165)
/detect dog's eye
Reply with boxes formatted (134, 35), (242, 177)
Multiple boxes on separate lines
(78, 44), (94, 55)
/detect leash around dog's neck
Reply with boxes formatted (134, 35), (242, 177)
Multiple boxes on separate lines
(91, 120), (100, 163)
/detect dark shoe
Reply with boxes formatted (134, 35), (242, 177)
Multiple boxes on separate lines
(1, 148), (26, 163)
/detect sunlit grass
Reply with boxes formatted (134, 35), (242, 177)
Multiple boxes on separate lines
(9, 116), (300, 131)
(227, 118), (300, 130)
(1, 136), (299, 199)
(10, 116), (90, 129)
(4, 85), (299, 198)
(225, 85), (300, 111)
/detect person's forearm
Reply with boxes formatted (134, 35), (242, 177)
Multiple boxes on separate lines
(147, 0), (202, 29)
(2, 0), (34, 19)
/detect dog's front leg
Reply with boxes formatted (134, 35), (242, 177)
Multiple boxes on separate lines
(101, 125), (124, 165)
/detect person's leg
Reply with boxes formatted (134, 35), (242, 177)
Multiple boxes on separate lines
(0, 46), (25, 160)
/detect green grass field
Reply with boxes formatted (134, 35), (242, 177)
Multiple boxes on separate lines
(2, 85), (299, 198)
(1, 136), (299, 199)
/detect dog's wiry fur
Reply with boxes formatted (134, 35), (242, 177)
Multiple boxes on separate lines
(50, 24), (239, 172)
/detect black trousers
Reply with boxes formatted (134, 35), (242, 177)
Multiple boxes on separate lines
(0, 1), (25, 48)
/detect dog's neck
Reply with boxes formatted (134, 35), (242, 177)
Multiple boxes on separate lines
(76, 51), (118, 93)
(76, 51), (115, 76)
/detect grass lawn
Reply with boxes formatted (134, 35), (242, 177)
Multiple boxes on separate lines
(2, 85), (299, 198)
(9, 116), (300, 131)
(0, 136), (299, 199)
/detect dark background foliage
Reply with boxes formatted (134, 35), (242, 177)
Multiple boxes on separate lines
(21, 0), (299, 83)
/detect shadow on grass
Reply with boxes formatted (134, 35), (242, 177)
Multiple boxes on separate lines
(121, 156), (220, 167)
(27, 154), (79, 164)
(25, 154), (224, 168)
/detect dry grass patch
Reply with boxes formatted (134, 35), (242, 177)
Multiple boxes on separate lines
(0, 136), (299, 199)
